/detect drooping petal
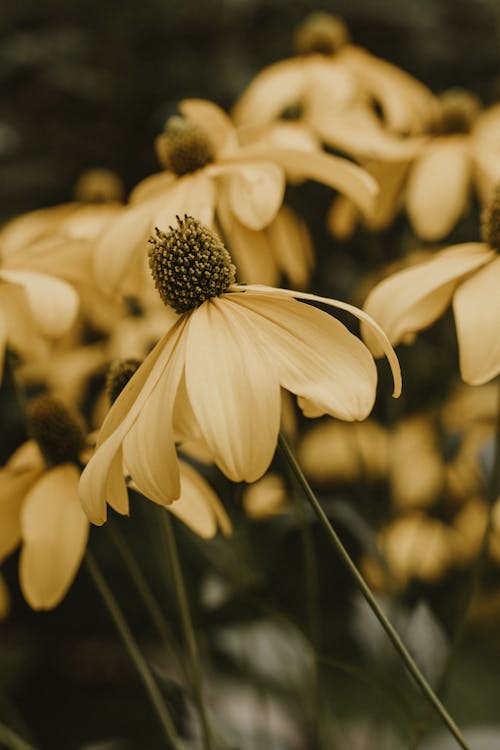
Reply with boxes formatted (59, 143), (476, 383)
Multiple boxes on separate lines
(79, 319), (186, 524)
(406, 137), (471, 241)
(122, 331), (186, 507)
(267, 205), (314, 289)
(235, 146), (377, 216)
(129, 172), (176, 204)
(312, 105), (427, 162)
(185, 299), (281, 482)
(362, 244), (494, 357)
(232, 58), (306, 127)
(179, 98), (237, 155)
(152, 172), (216, 230)
(453, 256), (500, 385)
(216, 191), (278, 285)
(233, 284), (402, 398)
(227, 292), (377, 421)
(92, 199), (162, 294)
(364, 159), (411, 230)
(0, 269), (79, 338)
(166, 459), (232, 538)
(212, 161), (285, 230)
(20, 464), (89, 610)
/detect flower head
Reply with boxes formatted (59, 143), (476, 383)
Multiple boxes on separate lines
(79, 217), (401, 525)
(362, 186), (500, 385)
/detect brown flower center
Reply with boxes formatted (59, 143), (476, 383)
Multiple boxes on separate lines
(155, 116), (215, 176)
(294, 12), (350, 56)
(106, 358), (142, 405)
(148, 216), (236, 313)
(481, 183), (500, 251)
(27, 394), (86, 467)
(438, 89), (480, 134)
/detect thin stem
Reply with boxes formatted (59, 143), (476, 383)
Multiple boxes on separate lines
(84, 550), (183, 749)
(158, 511), (214, 750)
(106, 522), (186, 680)
(0, 722), (37, 750)
(278, 432), (472, 750)
(292, 488), (322, 747)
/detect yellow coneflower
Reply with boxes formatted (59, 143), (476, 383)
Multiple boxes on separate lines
(79, 216), (401, 525)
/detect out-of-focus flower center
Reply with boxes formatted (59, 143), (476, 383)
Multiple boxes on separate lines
(294, 12), (350, 56)
(73, 168), (125, 203)
(27, 394), (86, 467)
(106, 358), (142, 404)
(155, 116), (215, 176)
(148, 216), (236, 313)
(482, 183), (500, 250)
(438, 89), (480, 134)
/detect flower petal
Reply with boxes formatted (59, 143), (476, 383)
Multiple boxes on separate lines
(167, 459), (232, 538)
(122, 331), (186, 507)
(20, 464), (88, 610)
(236, 146), (378, 216)
(216, 191), (279, 285)
(214, 161), (285, 230)
(92, 200), (161, 294)
(406, 137), (471, 241)
(235, 284), (402, 398)
(153, 173), (216, 230)
(453, 256), (500, 385)
(0, 269), (79, 338)
(79, 319), (186, 524)
(232, 58), (305, 127)
(185, 299), (281, 482)
(179, 98), (237, 155)
(267, 205), (314, 289)
(228, 292), (377, 420)
(362, 244), (494, 357)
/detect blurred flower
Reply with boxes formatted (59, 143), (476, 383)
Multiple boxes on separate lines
(0, 396), (89, 610)
(372, 514), (457, 586)
(363, 185), (500, 385)
(92, 98), (377, 295)
(80, 216), (400, 524)
(0, 171), (128, 332)
(329, 91), (500, 241)
(242, 473), (288, 519)
(297, 417), (389, 484)
(233, 13), (435, 159)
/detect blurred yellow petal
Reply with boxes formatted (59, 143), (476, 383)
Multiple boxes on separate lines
(327, 195), (359, 239)
(179, 98), (237, 155)
(267, 205), (314, 289)
(232, 58), (306, 127)
(20, 464), (88, 610)
(216, 193), (279, 285)
(167, 460), (232, 538)
(0, 270), (79, 339)
(362, 243), (494, 355)
(230, 292), (377, 421)
(153, 172), (216, 230)
(240, 147), (377, 216)
(214, 162), (285, 230)
(453, 256), (500, 385)
(406, 137), (471, 241)
(185, 299), (281, 482)
(242, 473), (287, 519)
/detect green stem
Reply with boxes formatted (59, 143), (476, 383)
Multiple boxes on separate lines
(158, 511), (214, 750)
(278, 432), (472, 750)
(106, 522), (186, 680)
(84, 550), (183, 749)
(0, 722), (36, 750)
